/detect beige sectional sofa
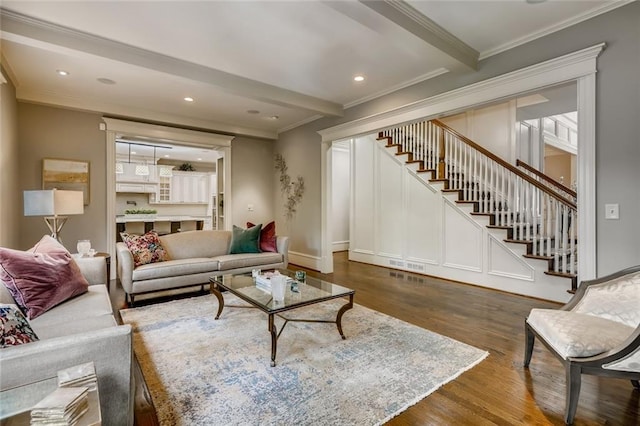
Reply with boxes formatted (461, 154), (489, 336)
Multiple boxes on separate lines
(116, 229), (289, 306)
(0, 256), (134, 426)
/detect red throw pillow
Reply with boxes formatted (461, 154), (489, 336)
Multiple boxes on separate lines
(247, 221), (277, 252)
(0, 236), (89, 320)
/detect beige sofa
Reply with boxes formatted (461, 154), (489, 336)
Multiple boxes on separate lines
(116, 229), (289, 306)
(0, 256), (134, 426)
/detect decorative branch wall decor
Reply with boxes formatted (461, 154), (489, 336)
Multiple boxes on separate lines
(275, 154), (305, 220)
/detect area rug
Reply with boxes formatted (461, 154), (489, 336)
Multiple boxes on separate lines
(120, 293), (488, 425)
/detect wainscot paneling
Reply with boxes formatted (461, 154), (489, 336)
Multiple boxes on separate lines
(349, 135), (571, 303)
(377, 146), (403, 259)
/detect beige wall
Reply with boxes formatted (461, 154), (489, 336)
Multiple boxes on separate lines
(230, 135), (275, 229)
(17, 103), (107, 252)
(0, 67), (20, 248)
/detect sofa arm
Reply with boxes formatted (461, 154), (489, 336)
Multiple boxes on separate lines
(277, 236), (289, 269)
(0, 325), (134, 426)
(116, 242), (134, 294)
(73, 256), (107, 286)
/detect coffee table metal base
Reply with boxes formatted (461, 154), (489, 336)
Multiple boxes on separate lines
(211, 283), (353, 367)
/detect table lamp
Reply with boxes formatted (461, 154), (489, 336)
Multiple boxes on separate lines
(23, 189), (84, 241)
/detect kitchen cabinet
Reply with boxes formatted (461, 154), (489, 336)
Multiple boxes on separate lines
(116, 183), (157, 193)
(169, 171), (210, 203)
(115, 162), (158, 183)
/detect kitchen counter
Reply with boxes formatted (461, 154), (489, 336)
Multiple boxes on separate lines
(115, 215), (209, 223)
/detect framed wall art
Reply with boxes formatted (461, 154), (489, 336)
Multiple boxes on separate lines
(42, 158), (90, 205)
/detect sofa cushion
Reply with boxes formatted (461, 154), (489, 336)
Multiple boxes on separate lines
(0, 281), (16, 304)
(527, 309), (634, 359)
(31, 314), (117, 340)
(159, 230), (231, 260)
(247, 221), (277, 253)
(132, 258), (220, 281)
(29, 285), (113, 330)
(121, 230), (169, 267)
(217, 252), (284, 271)
(0, 304), (39, 347)
(230, 224), (262, 254)
(0, 236), (89, 320)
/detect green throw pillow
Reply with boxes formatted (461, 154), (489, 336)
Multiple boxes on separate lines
(229, 224), (262, 254)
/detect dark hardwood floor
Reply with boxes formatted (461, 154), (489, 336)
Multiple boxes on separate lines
(110, 252), (639, 425)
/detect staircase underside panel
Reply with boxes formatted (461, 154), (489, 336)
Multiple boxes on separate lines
(405, 169), (440, 265)
(442, 198), (482, 272)
(487, 233), (535, 280)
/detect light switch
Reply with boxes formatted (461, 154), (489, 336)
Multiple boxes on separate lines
(605, 203), (619, 220)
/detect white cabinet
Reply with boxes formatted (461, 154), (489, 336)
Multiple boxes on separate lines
(116, 183), (157, 193)
(169, 171), (210, 203)
(115, 163), (158, 183)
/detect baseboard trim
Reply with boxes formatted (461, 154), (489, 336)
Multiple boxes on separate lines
(287, 251), (322, 271)
(332, 241), (349, 252)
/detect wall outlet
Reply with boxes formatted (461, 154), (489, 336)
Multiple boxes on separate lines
(247, 204), (254, 212)
(605, 203), (619, 220)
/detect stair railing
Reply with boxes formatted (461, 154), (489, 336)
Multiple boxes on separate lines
(516, 159), (577, 203)
(379, 119), (578, 279)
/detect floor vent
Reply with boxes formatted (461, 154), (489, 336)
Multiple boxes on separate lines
(407, 262), (425, 271)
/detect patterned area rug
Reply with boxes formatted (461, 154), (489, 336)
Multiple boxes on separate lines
(120, 293), (488, 425)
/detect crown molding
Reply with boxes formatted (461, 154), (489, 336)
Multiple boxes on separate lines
(479, 0), (632, 60)
(318, 43), (605, 142)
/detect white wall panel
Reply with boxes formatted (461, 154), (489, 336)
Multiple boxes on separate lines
(405, 170), (440, 264)
(331, 145), (350, 247)
(487, 234), (535, 280)
(442, 199), (482, 271)
(351, 136), (375, 253)
(377, 149), (403, 258)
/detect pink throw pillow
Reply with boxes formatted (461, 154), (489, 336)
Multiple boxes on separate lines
(247, 221), (277, 253)
(0, 236), (89, 319)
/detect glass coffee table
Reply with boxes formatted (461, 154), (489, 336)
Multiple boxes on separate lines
(209, 270), (355, 366)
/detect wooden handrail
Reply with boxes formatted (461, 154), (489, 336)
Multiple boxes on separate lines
(431, 119), (577, 210)
(516, 159), (577, 199)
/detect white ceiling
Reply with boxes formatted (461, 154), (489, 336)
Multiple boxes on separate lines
(0, 1), (630, 141)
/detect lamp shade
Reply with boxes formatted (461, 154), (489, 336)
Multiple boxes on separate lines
(24, 190), (84, 216)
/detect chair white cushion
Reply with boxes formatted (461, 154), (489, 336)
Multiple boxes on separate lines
(527, 309), (634, 359)
(573, 272), (640, 328)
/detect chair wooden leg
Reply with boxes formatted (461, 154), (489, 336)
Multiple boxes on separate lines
(565, 362), (582, 425)
(632, 379), (640, 390)
(524, 322), (535, 367)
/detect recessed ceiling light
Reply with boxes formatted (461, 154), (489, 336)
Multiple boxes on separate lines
(269, 115), (279, 120)
(131, 151), (137, 155)
(354, 75), (365, 82)
(197, 158), (202, 161)
(97, 77), (116, 85)
(56, 70), (69, 76)
(164, 154), (170, 158)
(247, 110), (260, 114)
(184, 97), (194, 102)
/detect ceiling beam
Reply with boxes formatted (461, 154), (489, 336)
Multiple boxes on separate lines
(358, 0), (478, 71)
(0, 9), (344, 117)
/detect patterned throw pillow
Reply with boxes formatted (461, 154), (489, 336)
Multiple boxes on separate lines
(0, 236), (89, 320)
(1, 304), (39, 347)
(247, 221), (277, 253)
(121, 230), (169, 267)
